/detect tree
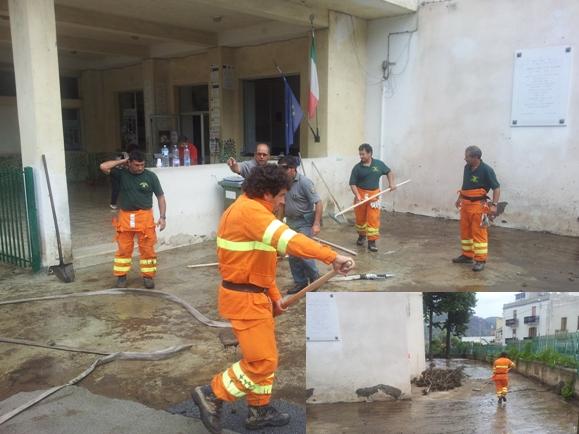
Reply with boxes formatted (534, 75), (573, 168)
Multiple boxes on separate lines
(438, 293), (477, 359)
(423, 293), (444, 361)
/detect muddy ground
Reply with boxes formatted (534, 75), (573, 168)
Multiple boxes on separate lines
(307, 358), (579, 433)
(0, 211), (578, 419)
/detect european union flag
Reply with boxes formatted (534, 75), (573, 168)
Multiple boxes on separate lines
(283, 77), (303, 155)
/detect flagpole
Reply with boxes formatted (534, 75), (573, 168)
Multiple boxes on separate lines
(310, 15), (320, 143)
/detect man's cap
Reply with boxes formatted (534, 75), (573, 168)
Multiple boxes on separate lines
(278, 155), (299, 168)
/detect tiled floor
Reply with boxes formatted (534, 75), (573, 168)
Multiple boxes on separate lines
(68, 182), (116, 255)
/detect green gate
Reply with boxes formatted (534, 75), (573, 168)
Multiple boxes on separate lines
(0, 167), (41, 271)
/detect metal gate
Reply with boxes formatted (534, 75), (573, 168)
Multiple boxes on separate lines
(0, 167), (41, 271)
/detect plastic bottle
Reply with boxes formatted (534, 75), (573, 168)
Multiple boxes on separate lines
(161, 144), (169, 167)
(183, 146), (191, 167)
(156, 157), (162, 168)
(172, 144), (180, 167)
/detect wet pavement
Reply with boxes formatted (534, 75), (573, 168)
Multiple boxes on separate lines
(0, 241), (305, 431)
(307, 358), (578, 434)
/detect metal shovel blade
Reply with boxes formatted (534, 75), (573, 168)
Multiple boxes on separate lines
(49, 262), (75, 283)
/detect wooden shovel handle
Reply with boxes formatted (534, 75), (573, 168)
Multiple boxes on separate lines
(281, 270), (338, 309)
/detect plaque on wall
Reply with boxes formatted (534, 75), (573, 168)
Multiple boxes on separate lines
(511, 46), (573, 127)
(306, 292), (341, 342)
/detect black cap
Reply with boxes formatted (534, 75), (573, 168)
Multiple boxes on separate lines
(278, 155), (299, 169)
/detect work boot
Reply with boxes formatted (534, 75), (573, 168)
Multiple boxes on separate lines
(116, 275), (127, 288)
(143, 277), (155, 289)
(191, 385), (223, 434)
(245, 405), (290, 430)
(356, 235), (366, 246)
(368, 240), (378, 252)
(502, 395), (507, 402)
(452, 254), (474, 264)
(287, 283), (307, 295)
(472, 261), (485, 272)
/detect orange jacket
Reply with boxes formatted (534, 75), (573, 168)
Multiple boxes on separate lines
(492, 357), (515, 379)
(217, 193), (337, 319)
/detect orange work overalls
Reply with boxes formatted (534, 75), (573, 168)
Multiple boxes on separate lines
(210, 194), (336, 406)
(354, 187), (381, 241)
(458, 188), (490, 262)
(492, 357), (515, 397)
(113, 209), (157, 278)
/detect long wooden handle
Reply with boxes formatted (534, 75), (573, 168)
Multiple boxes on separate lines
(311, 161), (343, 212)
(313, 237), (358, 256)
(186, 262), (218, 268)
(335, 179), (412, 217)
(281, 270), (338, 309)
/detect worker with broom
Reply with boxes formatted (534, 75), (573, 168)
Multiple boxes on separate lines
(349, 143), (396, 252)
(192, 164), (354, 433)
(452, 145), (501, 272)
(492, 351), (515, 404)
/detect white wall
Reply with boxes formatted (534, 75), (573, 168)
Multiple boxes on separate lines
(407, 292), (426, 379)
(365, 0), (579, 236)
(152, 156), (358, 249)
(307, 292), (424, 403)
(550, 293), (579, 333)
(0, 99), (21, 154)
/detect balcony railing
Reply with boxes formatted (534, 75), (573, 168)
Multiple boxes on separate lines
(505, 318), (519, 327)
(524, 315), (539, 324)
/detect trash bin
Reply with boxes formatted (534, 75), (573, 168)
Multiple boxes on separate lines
(218, 176), (244, 209)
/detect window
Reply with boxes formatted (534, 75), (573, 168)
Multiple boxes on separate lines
(531, 306), (536, 316)
(178, 85), (209, 164)
(60, 77), (79, 99)
(561, 317), (567, 331)
(528, 327), (537, 338)
(62, 108), (82, 151)
(0, 70), (16, 96)
(118, 91), (145, 151)
(513, 310), (517, 319)
(512, 329), (516, 337)
(243, 75), (300, 156)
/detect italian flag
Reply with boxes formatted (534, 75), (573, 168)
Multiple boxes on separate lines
(308, 32), (319, 119)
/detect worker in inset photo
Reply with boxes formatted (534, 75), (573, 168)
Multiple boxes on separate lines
(492, 351), (515, 404)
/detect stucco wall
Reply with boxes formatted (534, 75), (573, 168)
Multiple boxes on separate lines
(306, 292), (424, 403)
(365, 0), (579, 236)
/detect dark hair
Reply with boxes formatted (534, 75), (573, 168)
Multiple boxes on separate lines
(500, 351), (508, 358)
(278, 155), (298, 169)
(129, 150), (145, 162)
(465, 145), (482, 159)
(243, 164), (292, 199)
(359, 143), (373, 154)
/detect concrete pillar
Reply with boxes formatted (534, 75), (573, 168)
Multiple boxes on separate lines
(9, 0), (72, 266)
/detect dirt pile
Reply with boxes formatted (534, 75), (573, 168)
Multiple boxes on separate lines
(414, 366), (465, 394)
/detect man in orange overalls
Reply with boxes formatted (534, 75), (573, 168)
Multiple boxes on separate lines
(100, 151), (166, 289)
(492, 351), (515, 404)
(452, 145), (500, 272)
(349, 143), (396, 252)
(192, 164), (354, 433)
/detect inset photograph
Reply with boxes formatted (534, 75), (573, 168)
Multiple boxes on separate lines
(306, 291), (579, 433)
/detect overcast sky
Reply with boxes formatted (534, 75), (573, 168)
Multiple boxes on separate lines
(474, 292), (519, 318)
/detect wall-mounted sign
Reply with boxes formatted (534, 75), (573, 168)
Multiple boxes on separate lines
(306, 292), (341, 342)
(511, 46), (573, 127)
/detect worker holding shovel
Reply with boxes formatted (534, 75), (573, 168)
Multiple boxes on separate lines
(492, 351), (515, 404)
(349, 143), (396, 252)
(192, 164), (354, 433)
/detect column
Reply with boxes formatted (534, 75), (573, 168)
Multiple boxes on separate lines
(9, 0), (72, 266)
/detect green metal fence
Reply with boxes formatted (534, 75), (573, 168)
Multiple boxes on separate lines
(452, 332), (579, 370)
(0, 167), (41, 271)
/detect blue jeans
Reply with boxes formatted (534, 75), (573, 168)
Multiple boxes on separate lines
(287, 218), (319, 287)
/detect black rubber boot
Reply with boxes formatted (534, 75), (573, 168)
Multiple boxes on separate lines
(472, 261), (486, 272)
(116, 275), (127, 288)
(452, 255), (474, 264)
(368, 240), (378, 252)
(356, 235), (366, 246)
(287, 283), (306, 295)
(143, 277), (155, 289)
(502, 395), (507, 402)
(191, 385), (223, 434)
(245, 405), (291, 430)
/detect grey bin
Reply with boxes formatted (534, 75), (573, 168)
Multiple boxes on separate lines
(218, 176), (244, 209)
